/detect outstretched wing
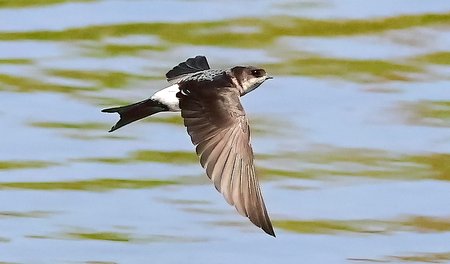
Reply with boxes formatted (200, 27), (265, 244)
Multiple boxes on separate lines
(177, 81), (275, 236)
(166, 56), (210, 83)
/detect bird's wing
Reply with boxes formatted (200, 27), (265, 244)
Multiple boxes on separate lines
(177, 82), (275, 236)
(166, 56), (210, 84)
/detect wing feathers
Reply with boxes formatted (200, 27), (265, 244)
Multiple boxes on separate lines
(166, 56), (210, 83)
(232, 158), (246, 216)
(207, 126), (238, 191)
(177, 82), (275, 236)
(221, 154), (237, 205)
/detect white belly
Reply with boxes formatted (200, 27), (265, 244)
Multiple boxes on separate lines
(151, 84), (180, 111)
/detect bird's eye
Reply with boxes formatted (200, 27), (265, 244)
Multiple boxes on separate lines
(251, 69), (265, 77)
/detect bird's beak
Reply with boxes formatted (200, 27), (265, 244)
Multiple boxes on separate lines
(266, 76), (274, 80)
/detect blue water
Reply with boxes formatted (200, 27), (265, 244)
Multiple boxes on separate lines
(1, 1), (450, 263)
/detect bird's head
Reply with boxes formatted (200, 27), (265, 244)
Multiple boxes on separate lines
(232, 66), (273, 95)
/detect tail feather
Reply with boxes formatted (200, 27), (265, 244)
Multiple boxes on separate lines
(102, 99), (168, 132)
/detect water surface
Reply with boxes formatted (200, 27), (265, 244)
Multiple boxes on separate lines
(1, 1), (450, 263)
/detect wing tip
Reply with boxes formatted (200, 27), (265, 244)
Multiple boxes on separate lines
(263, 224), (276, 237)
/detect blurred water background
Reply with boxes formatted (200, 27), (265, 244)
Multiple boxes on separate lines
(0, 0), (450, 263)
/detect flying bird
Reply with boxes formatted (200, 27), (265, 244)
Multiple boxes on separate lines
(102, 56), (275, 236)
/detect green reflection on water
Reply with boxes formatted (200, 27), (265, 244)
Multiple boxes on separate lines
(416, 51), (450, 65)
(275, 216), (450, 234)
(261, 165), (425, 180)
(30, 121), (108, 130)
(88, 43), (167, 57)
(47, 69), (150, 88)
(0, 58), (33, 64)
(0, 74), (95, 93)
(264, 57), (420, 82)
(0, 0), (95, 8)
(77, 150), (197, 165)
(147, 115), (184, 126)
(132, 150), (197, 164)
(259, 167), (313, 179)
(350, 252), (450, 263)
(0, 237), (11, 243)
(386, 252), (450, 263)
(0, 178), (175, 191)
(276, 219), (364, 234)
(1, 13), (449, 42)
(402, 100), (450, 127)
(85, 261), (117, 264)
(0, 160), (56, 170)
(0, 210), (53, 218)
(407, 153), (450, 181)
(0, 13), (448, 96)
(68, 231), (132, 242)
(28, 229), (207, 244)
(261, 147), (449, 181)
(64, 231), (206, 243)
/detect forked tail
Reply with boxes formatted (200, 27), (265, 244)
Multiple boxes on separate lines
(102, 99), (168, 132)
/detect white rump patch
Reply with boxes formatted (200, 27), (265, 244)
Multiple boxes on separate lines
(151, 84), (180, 111)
